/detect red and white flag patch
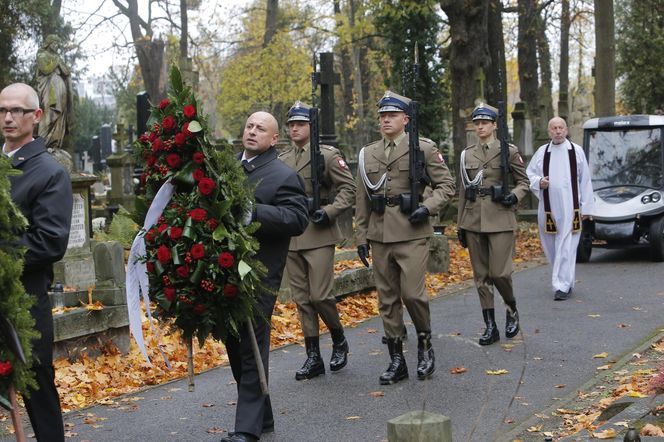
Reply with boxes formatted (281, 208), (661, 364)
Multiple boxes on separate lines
(516, 153), (524, 165)
(437, 153), (445, 164)
(337, 157), (349, 169)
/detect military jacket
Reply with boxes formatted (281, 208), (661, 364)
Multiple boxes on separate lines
(457, 138), (530, 233)
(355, 134), (455, 244)
(279, 143), (356, 251)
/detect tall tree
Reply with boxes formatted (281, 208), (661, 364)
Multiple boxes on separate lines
(486, 0), (507, 108)
(440, 0), (489, 166)
(558, 0), (571, 120)
(517, 0), (539, 120)
(615, 0), (662, 113)
(594, 0), (615, 116)
(536, 4), (554, 124)
(263, 0), (279, 48)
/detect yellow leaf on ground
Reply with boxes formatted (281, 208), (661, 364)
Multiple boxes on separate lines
(450, 367), (467, 374)
(641, 423), (664, 436)
(592, 428), (616, 439)
(346, 416), (361, 420)
(593, 352), (609, 358)
(526, 425), (542, 432)
(588, 314), (601, 318)
(597, 364), (611, 370)
(627, 391), (648, 398)
(368, 391), (384, 397)
(486, 369), (509, 375)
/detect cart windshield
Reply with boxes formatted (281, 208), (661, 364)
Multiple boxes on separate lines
(586, 127), (663, 189)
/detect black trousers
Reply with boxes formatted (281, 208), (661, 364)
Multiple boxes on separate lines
(23, 272), (64, 442)
(225, 293), (276, 438)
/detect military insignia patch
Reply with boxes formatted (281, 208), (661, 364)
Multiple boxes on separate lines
(337, 157), (348, 169)
(516, 153), (524, 164)
(437, 153), (445, 164)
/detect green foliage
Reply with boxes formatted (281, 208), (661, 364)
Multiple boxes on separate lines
(616, 0), (664, 114)
(133, 66), (266, 344)
(371, 0), (450, 142)
(93, 206), (139, 249)
(218, 32), (311, 137)
(0, 157), (38, 405)
(71, 96), (114, 155)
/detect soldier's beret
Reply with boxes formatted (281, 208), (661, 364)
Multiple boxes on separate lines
(377, 90), (411, 113)
(287, 101), (311, 122)
(471, 103), (498, 121)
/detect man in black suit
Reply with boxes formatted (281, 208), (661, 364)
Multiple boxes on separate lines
(221, 111), (309, 442)
(2, 83), (71, 441)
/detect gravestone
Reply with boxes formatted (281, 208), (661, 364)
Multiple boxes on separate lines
(90, 134), (101, 172)
(136, 91), (150, 135)
(99, 123), (112, 167)
(512, 102), (533, 157)
(106, 123), (136, 211)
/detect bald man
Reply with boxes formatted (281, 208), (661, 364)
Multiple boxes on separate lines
(2, 83), (71, 441)
(527, 117), (594, 300)
(221, 112), (309, 442)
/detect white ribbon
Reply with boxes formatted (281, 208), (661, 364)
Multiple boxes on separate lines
(126, 179), (175, 363)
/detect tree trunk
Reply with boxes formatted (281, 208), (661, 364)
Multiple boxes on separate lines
(486, 0), (507, 108)
(517, 0), (539, 119)
(594, 0), (615, 117)
(180, 0), (188, 63)
(263, 0), (279, 48)
(536, 8), (553, 124)
(558, 0), (570, 120)
(358, 44), (371, 148)
(440, 0), (489, 168)
(335, 0), (356, 148)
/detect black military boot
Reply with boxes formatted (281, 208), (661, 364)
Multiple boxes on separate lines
(329, 328), (349, 372)
(379, 338), (408, 385)
(295, 336), (325, 380)
(505, 301), (520, 338)
(479, 309), (500, 346)
(416, 332), (435, 380)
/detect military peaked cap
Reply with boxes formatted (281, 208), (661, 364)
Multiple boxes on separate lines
(471, 103), (498, 121)
(377, 90), (411, 113)
(287, 101), (311, 122)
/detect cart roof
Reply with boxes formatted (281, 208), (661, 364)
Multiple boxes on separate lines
(583, 115), (664, 130)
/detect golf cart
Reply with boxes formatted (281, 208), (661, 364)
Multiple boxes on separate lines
(577, 115), (664, 262)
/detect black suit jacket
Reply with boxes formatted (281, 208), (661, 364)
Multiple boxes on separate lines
(9, 137), (72, 363)
(241, 147), (309, 292)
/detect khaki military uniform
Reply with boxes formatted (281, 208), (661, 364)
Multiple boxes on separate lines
(458, 138), (530, 308)
(279, 143), (356, 337)
(355, 134), (455, 338)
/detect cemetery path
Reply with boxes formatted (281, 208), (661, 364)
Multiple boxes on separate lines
(7, 247), (664, 441)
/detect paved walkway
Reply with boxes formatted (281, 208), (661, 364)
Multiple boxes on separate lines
(5, 247), (664, 441)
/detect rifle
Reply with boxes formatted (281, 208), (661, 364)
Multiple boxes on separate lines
(491, 45), (511, 202)
(309, 55), (324, 213)
(405, 44), (429, 214)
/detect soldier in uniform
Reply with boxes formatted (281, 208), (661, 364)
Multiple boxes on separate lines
(355, 91), (455, 385)
(279, 102), (356, 380)
(457, 104), (530, 346)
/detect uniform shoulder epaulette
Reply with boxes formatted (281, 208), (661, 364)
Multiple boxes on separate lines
(419, 137), (435, 146)
(278, 146), (296, 156)
(364, 139), (381, 149)
(463, 144), (477, 151)
(320, 144), (339, 153)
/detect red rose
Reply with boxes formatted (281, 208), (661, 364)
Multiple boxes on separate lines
(189, 208), (207, 221)
(159, 98), (170, 110)
(152, 138), (164, 152)
(166, 153), (182, 169)
(146, 261), (155, 273)
(145, 228), (157, 242)
(193, 304), (206, 315)
(157, 245), (171, 264)
(146, 155), (156, 167)
(182, 122), (192, 137)
(218, 252), (235, 268)
(192, 168), (205, 181)
(183, 105), (196, 119)
(207, 218), (219, 230)
(158, 223), (168, 233)
(164, 287), (176, 301)
(169, 226), (183, 240)
(198, 177), (216, 196)
(0, 360), (12, 377)
(174, 132), (186, 146)
(223, 284), (239, 299)
(162, 115), (176, 132)
(176, 265), (189, 278)
(149, 130), (159, 142)
(191, 243), (205, 259)
(192, 152), (205, 164)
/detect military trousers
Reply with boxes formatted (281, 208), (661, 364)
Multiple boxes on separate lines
(371, 238), (430, 338)
(287, 246), (343, 337)
(466, 230), (516, 309)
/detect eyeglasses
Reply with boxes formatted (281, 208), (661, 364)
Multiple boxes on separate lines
(0, 107), (36, 118)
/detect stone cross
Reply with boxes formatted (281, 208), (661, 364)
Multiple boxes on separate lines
(317, 52), (340, 147)
(112, 123), (126, 154)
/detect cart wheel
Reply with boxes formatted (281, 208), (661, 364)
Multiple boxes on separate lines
(649, 216), (664, 262)
(576, 220), (593, 263)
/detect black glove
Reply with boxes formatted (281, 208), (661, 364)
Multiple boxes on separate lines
(457, 229), (467, 248)
(357, 243), (370, 267)
(310, 209), (330, 226)
(408, 206), (430, 224)
(500, 193), (518, 207)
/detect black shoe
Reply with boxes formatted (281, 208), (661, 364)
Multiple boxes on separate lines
(379, 338), (408, 385)
(329, 338), (348, 372)
(416, 332), (435, 380)
(479, 308), (500, 346)
(221, 432), (258, 442)
(554, 289), (570, 301)
(295, 336), (325, 380)
(505, 302), (520, 339)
